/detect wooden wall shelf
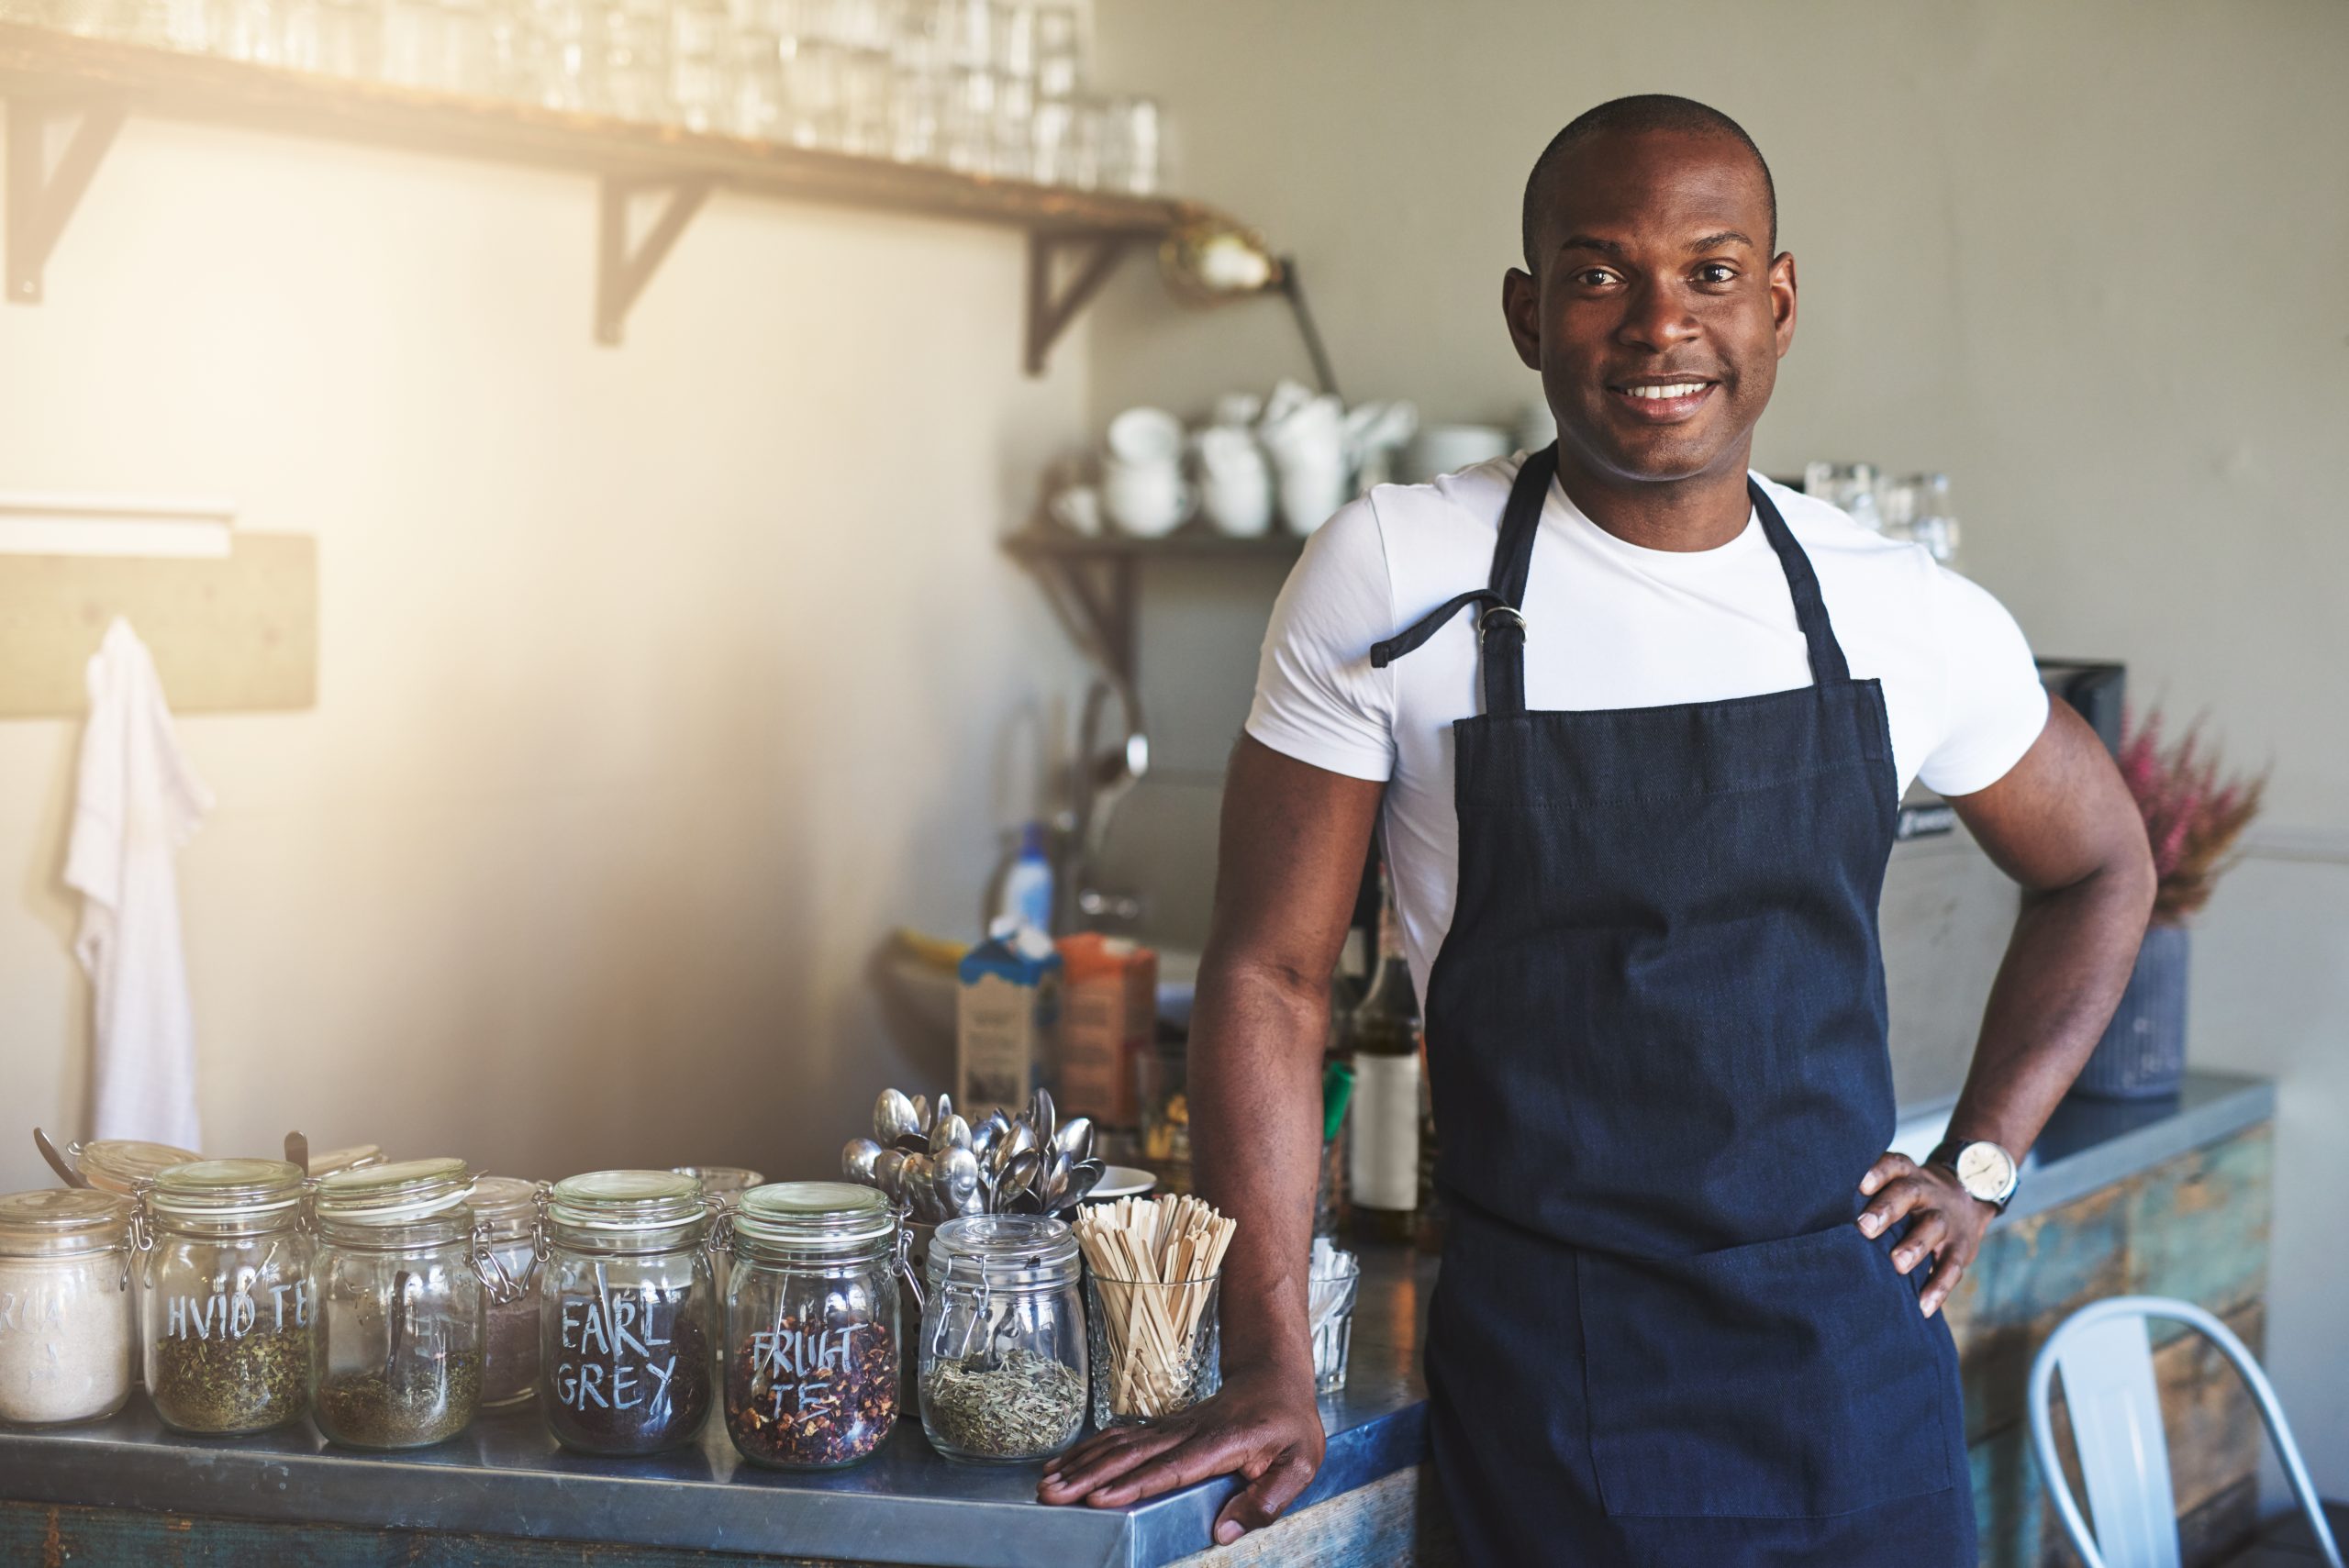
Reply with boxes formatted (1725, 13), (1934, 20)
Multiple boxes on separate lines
(1005, 524), (1304, 688)
(0, 22), (1246, 356)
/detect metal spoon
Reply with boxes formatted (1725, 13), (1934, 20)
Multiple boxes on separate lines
(1029, 1088), (1056, 1151)
(911, 1095), (931, 1137)
(32, 1129), (87, 1189)
(930, 1114), (971, 1159)
(873, 1148), (908, 1204)
(1001, 1149), (1041, 1204)
(934, 1092), (954, 1129)
(283, 1130), (311, 1177)
(842, 1138), (884, 1184)
(1052, 1116), (1094, 1166)
(875, 1090), (921, 1148)
(941, 1147), (983, 1217)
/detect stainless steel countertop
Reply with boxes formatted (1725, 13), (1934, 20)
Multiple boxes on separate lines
(0, 1246), (1436, 1568)
(0, 1072), (2272, 1565)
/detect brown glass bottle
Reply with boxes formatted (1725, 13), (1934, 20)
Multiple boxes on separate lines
(1345, 867), (1421, 1247)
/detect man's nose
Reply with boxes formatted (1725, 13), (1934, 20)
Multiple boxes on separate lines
(1613, 276), (1701, 354)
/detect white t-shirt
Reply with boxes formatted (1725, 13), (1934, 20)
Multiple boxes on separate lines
(1244, 454), (2051, 999)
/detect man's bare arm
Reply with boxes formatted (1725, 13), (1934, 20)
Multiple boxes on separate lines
(1038, 735), (1384, 1541)
(1857, 699), (2157, 1313)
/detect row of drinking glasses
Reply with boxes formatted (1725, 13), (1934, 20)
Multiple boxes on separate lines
(7, 0), (1164, 194)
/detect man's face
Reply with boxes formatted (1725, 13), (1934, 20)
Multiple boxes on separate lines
(1506, 128), (1796, 488)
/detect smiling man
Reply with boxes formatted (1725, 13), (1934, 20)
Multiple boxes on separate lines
(1039, 95), (2155, 1564)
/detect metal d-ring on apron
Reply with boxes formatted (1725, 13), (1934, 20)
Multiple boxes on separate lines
(1372, 444), (1976, 1567)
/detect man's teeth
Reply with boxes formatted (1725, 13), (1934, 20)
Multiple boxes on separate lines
(1624, 383), (1709, 400)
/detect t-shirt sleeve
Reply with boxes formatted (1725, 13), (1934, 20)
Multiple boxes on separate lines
(1916, 561), (2050, 797)
(1243, 495), (1397, 782)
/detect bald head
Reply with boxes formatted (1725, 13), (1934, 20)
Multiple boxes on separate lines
(1522, 95), (1776, 272)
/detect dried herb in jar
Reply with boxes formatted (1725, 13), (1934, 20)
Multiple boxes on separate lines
(725, 1313), (896, 1468)
(316, 1353), (482, 1448)
(544, 1288), (713, 1453)
(921, 1348), (1085, 1461)
(151, 1325), (309, 1433)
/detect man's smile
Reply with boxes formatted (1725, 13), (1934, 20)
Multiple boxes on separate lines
(1605, 373), (1720, 422)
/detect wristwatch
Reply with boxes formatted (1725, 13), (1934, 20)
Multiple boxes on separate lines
(1927, 1138), (2019, 1213)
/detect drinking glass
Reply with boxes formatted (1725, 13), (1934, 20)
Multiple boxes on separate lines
(667, 0), (729, 130)
(1032, 2), (1075, 97)
(838, 43), (891, 155)
(1085, 1272), (1219, 1429)
(599, 0), (669, 120)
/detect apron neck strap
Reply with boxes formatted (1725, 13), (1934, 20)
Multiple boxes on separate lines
(1365, 445), (1854, 717)
(1747, 477), (1852, 686)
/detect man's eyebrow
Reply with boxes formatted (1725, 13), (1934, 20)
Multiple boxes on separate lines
(1691, 230), (1756, 250)
(1556, 234), (1626, 257)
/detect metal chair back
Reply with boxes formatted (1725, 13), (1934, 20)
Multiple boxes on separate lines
(2029, 1295), (2342, 1568)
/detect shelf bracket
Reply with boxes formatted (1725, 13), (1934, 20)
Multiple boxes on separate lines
(596, 174), (710, 346)
(6, 97), (125, 306)
(1020, 551), (1139, 688)
(1025, 229), (1136, 377)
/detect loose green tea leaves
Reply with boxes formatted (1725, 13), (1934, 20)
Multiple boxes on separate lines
(921, 1348), (1084, 1460)
(151, 1325), (310, 1433)
(316, 1353), (482, 1448)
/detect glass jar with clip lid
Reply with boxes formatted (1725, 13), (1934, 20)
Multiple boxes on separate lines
(536, 1170), (719, 1454)
(47, 1136), (197, 1392)
(309, 1157), (517, 1449)
(469, 1176), (544, 1407)
(0, 1188), (136, 1426)
(721, 1182), (909, 1469)
(138, 1159), (313, 1434)
(918, 1214), (1085, 1462)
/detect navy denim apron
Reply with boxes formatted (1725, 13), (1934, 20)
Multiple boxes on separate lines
(1370, 445), (1975, 1565)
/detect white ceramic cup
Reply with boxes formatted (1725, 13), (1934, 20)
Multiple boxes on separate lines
(1103, 459), (1194, 538)
(1049, 484), (1104, 537)
(1107, 406), (1186, 466)
(1274, 450), (1348, 536)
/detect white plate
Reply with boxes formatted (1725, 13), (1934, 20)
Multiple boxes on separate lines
(1085, 1165), (1158, 1202)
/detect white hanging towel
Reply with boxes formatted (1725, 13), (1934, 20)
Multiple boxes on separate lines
(63, 617), (213, 1150)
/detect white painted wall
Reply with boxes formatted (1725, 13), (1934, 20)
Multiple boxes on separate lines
(1086, 0), (2349, 1496)
(0, 114), (1091, 1191)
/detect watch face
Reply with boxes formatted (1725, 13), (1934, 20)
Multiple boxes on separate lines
(1954, 1142), (2015, 1201)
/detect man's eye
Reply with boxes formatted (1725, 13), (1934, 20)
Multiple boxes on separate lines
(1575, 269), (1618, 287)
(1695, 263), (1738, 284)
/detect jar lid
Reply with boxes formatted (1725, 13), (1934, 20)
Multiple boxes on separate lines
(314, 1157), (473, 1223)
(546, 1169), (706, 1231)
(469, 1175), (541, 1230)
(732, 1181), (894, 1251)
(927, 1214), (1078, 1287)
(309, 1144), (386, 1179)
(149, 1159), (306, 1219)
(71, 1139), (200, 1195)
(672, 1165), (764, 1198)
(0, 1188), (132, 1255)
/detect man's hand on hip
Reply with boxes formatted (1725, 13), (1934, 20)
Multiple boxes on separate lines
(1855, 1151), (1992, 1318)
(1035, 1360), (1327, 1545)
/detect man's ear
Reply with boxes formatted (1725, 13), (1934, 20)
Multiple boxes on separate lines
(1770, 251), (1798, 358)
(1502, 266), (1542, 372)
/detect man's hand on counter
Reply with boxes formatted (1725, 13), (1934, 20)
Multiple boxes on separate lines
(1856, 1151), (1992, 1318)
(1036, 1361), (1327, 1544)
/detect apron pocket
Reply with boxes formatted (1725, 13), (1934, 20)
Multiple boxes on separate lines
(1575, 1221), (1954, 1519)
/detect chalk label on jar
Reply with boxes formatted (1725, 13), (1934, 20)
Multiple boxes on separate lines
(554, 1294), (679, 1415)
(746, 1322), (863, 1419)
(162, 1282), (309, 1340)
